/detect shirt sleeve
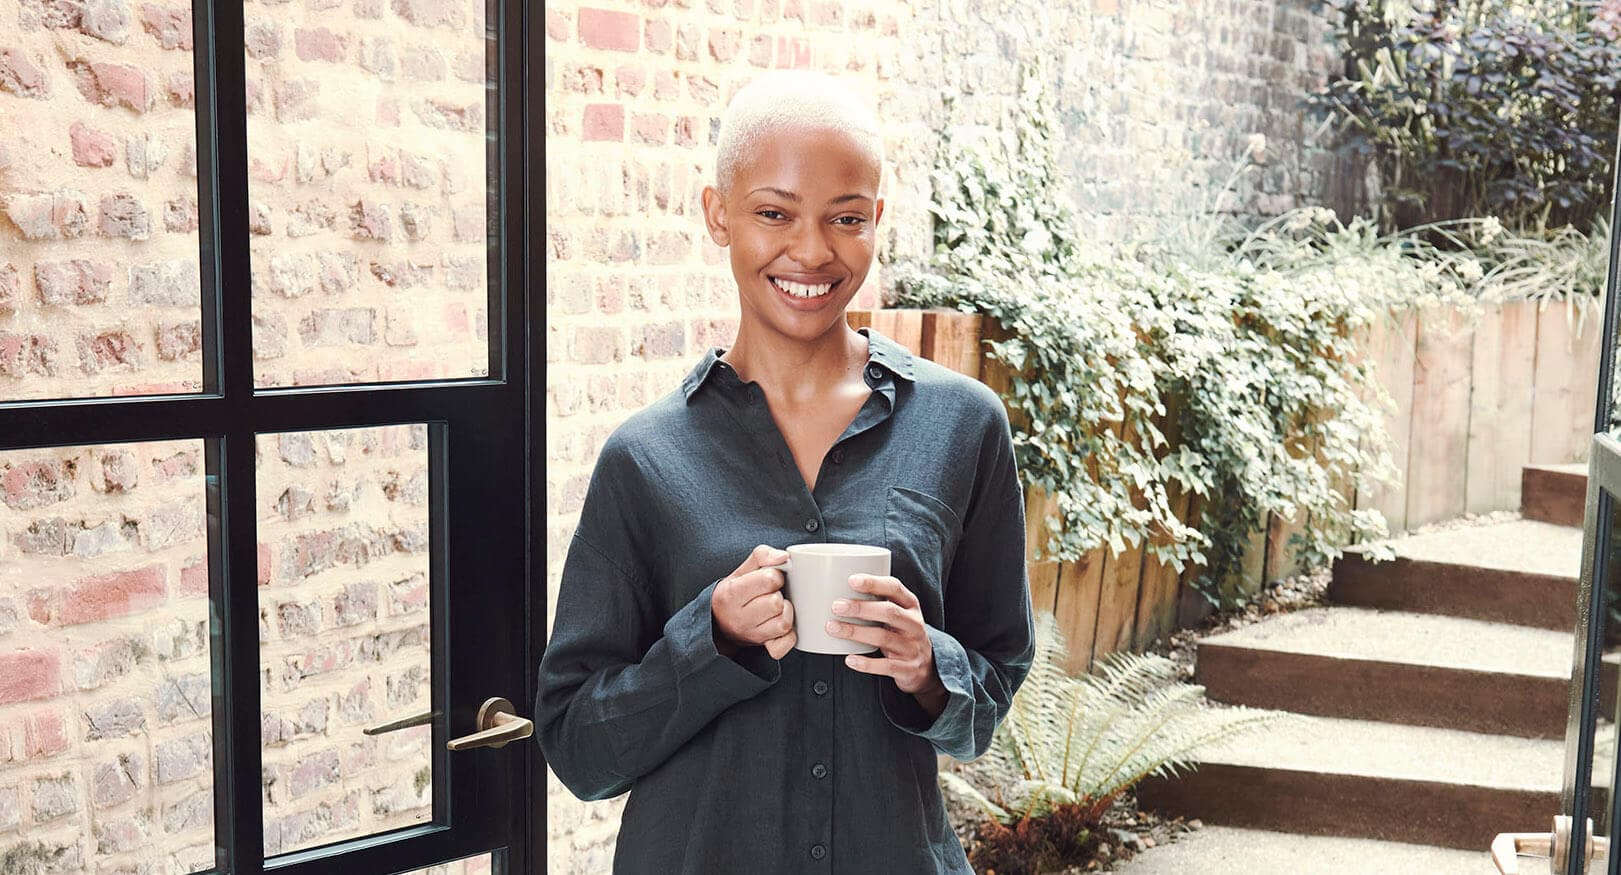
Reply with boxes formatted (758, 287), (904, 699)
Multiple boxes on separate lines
(879, 392), (1036, 761)
(536, 435), (782, 802)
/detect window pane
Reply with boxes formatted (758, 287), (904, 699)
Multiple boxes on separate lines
(245, 1), (493, 389)
(0, 439), (213, 872)
(258, 425), (433, 857)
(0, 0), (204, 402)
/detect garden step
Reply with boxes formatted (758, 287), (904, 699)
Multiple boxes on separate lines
(1522, 463), (1588, 528)
(1113, 824), (1494, 874)
(1133, 714), (1568, 851)
(1329, 519), (1581, 630)
(1194, 605), (1616, 739)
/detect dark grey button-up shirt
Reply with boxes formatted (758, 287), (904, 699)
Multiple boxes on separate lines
(537, 326), (1035, 874)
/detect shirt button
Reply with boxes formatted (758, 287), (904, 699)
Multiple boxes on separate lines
(812, 680), (828, 696)
(811, 763), (828, 779)
(810, 844), (826, 861)
(866, 365), (881, 380)
(831, 449), (844, 464)
(804, 518), (819, 533)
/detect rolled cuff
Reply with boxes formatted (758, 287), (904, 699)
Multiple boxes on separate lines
(666, 578), (782, 692)
(878, 624), (974, 749)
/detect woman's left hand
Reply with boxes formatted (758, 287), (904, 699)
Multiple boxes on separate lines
(826, 574), (943, 697)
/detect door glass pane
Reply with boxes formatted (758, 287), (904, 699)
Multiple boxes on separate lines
(0, 1), (204, 402)
(0, 439), (212, 872)
(1586, 490), (1621, 866)
(244, 1), (493, 389)
(258, 424), (434, 857)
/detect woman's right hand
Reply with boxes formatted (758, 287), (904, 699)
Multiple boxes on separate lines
(712, 545), (797, 660)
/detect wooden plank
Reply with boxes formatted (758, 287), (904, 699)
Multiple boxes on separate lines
(1175, 495), (1215, 629)
(1355, 308), (1419, 535)
(920, 309), (983, 379)
(869, 308), (924, 357)
(1091, 415), (1146, 663)
(1531, 299), (1603, 465)
(1134, 396), (1189, 648)
(1135, 484), (1192, 650)
(1263, 508), (1306, 584)
(1405, 306), (1475, 529)
(1465, 300), (1537, 514)
(1053, 548), (1106, 676)
(846, 309), (873, 332)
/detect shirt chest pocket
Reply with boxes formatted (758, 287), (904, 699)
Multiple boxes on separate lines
(882, 485), (963, 621)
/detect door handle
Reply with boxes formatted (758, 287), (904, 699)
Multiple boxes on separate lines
(363, 710), (436, 735)
(447, 697), (534, 751)
(1492, 816), (1609, 874)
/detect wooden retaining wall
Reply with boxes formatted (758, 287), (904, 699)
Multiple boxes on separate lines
(850, 299), (1604, 675)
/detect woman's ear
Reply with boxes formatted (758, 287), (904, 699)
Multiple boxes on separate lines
(874, 196), (885, 227)
(700, 186), (730, 247)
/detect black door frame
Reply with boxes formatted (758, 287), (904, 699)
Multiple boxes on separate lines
(0, 1), (537, 872)
(1561, 119), (1621, 873)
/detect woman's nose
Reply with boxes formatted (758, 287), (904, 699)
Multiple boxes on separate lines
(786, 223), (834, 268)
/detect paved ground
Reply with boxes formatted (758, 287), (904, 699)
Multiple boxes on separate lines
(1113, 825), (1500, 874)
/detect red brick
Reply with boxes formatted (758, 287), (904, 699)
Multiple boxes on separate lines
(748, 34), (772, 67)
(616, 64), (646, 97)
(630, 112), (667, 145)
(180, 558), (208, 596)
(68, 123), (117, 167)
(579, 8), (639, 51)
(295, 27), (346, 63)
(258, 542), (273, 586)
(812, 0), (843, 27)
(776, 36), (811, 68)
(0, 651), (60, 704)
(654, 70), (679, 100)
(29, 564), (167, 627)
(645, 18), (672, 53)
(582, 103), (624, 142)
(546, 9), (570, 41)
(0, 48), (47, 98)
(674, 115), (698, 147)
(23, 709), (68, 758)
(443, 302), (469, 335)
(139, 4), (193, 50)
(72, 62), (153, 112)
(708, 27), (741, 62)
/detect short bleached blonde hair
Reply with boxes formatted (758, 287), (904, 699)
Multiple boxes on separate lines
(714, 70), (885, 195)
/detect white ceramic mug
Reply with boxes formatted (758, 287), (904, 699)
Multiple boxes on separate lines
(783, 542), (890, 655)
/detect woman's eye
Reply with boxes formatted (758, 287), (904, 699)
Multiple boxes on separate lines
(834, 216), (866, 226)
(756, 209), (786, 220)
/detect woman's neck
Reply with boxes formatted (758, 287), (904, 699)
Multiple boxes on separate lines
(720, 323), (869, 405)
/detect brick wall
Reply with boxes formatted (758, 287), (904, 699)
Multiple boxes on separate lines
(0, 0), (491, 403)
(543, 1), (1338, 871)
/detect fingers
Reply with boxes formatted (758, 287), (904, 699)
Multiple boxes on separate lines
(826, 617), (898, 651)
(830, 596), (912, 630)
(730, 544), (788, 579)
(764, 601), (795, 659)
(849, 574), (919, 610)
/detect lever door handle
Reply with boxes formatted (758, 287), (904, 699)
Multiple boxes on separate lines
(1491, 816), (1609, 874)
(447, 697), (534, 751)
(363, 710), (435, 736)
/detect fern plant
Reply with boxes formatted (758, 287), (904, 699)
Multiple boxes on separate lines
(940, 611), (1296, 872)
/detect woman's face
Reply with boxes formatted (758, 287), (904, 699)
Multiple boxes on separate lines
(701, 124), (884, 340)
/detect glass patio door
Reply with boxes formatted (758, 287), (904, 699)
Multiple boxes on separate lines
(0, 0), (535, 873)
(1493, 122), (1621, 875)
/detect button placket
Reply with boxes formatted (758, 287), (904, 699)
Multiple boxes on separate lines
(807, 658), (834, 870)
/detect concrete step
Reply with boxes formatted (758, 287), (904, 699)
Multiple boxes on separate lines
(1133, 713), (1566, 851)
(1330, 520), (1581, 630)
(1522, 463), (1587, 528)
(1112, 824), (1495, 874)
(1195, 606), (1616, 738)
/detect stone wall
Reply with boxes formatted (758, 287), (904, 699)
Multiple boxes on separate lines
(542, 0), (1339, 871)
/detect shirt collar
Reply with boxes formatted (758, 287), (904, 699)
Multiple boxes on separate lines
(681, 325), (917, 403)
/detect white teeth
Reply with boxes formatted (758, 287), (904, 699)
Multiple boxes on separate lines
(775, 278), (833, 298)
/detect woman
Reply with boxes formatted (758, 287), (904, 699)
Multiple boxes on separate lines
(538, 70), (1035, 874)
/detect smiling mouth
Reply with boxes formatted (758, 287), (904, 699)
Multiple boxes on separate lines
(771, 277), (839, 299)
